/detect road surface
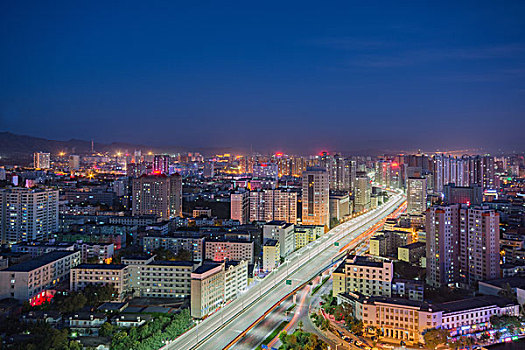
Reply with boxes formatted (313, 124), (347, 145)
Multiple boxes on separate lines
(165, 191), (405, 350)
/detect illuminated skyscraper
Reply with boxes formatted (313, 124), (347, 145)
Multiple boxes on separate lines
(301, 167), (329, 227)
(407, 177), (427, 214)
(153, 155), (170, 175)
(33, 152), (50, 169)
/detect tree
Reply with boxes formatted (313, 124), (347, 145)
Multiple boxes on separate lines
(174, 248), (192, 261)
(423, 328), (449, 348)
(100, 322), (114, 337)
(298, 321), (304, 331)
(153, 248), (176, 261)
(498, 283), (517, 302)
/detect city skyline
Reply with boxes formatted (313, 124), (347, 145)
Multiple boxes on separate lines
(1, 1), (525, 153)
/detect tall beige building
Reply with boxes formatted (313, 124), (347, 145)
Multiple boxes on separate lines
(191, 263), (225, 319)
(230, 191), (250, 224)
(354, 172), (371, 213)
(301, 168), (329, 227)
(407, 177), (427, 214)
(132, 174), (182, 219)
(0, 187), (59, 244)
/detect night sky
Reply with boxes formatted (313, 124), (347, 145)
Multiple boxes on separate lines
(1, 1), (524, 154)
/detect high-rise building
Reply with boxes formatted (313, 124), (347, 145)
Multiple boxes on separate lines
(68, 155), (80, 171)
(426, 204), (461, 288)
(407, 177), (427, 214)
(253, 162), (279, 181)
(131, 174), (182, 219)
(248, 189), (297, 224)
(426, 204), (500, 288)
(153, 155), (170, 175)
(458, 206), (500, 285)
(230, 191), (250, 224)
(301, 167), (329, 227)
(0, 187), (59, 244)
(203, 161), (215, 178)
(33, 152), (50, 169)
(354, 172), (371, 213)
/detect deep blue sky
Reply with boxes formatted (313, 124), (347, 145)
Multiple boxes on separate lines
(1, 1), (524, 154)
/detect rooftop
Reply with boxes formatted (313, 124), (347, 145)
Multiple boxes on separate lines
(3, 251), (78, 272)
(437, 296), (517, 313)
(193, 262), (222, 274)
(74, 263), (127, 270)
(479, 276), (525, 290)
(263, 239), (279, 246)
(146, 260), (194, 267)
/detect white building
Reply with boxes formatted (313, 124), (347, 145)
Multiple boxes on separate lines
(0, 251), (81, 304)
(263, 239), (280, 271)
(263, 221), (295, 258)
(224, 260), (248, 301)
(0, 187), (59, 244)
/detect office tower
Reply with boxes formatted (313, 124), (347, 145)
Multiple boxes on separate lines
(329, 192), (350, 222)
(301, 167), (330, 227)
(253, 162), (279, 181)
(426, 204), (460, 288)
(153, 154), (170, 174)
(248, 189), (297, 224)
(0, 187), (59, 244)
(354, 172), (371, 213)
(230, 191), (249, 224)
(68, 155), (80, 171)
(458, 207), (500, 285)
(407, 177), (427, 214)
(443, 184), (483, 205)
(131, 174), (182, 219)
(33, 152), (50, 169)
(426, 204), (500, 288)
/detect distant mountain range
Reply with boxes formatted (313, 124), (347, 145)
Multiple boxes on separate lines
(0, 132), (156, 165)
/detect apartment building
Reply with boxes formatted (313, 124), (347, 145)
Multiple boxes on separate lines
(204, 239), (254, 263)
(70, 264), (129, 300)
(142, 235), (204, 261)
(0, 251), (81, 304)
(139, 260), (193, 298)
(333, 255), (393, 298)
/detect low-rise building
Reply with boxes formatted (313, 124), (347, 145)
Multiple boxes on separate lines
(392, 279), (424, 301)
(70, 264), (129, 300)
(0, 251), (81, 304)
(79, 242), (114, 263)
(112, 314), (152, 328)
(139, 260), (193, 298)
(397, 242), (426, 265)
(67, 312), (107, 336)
